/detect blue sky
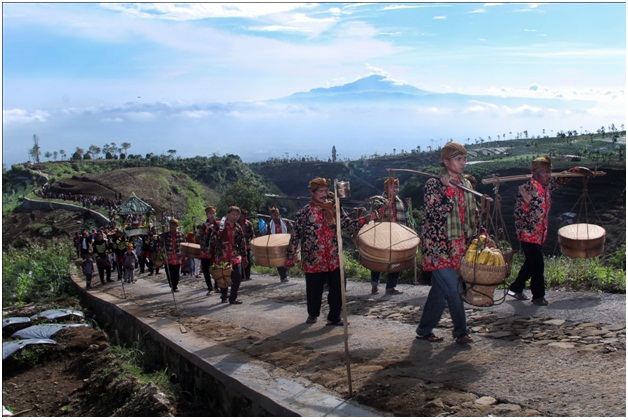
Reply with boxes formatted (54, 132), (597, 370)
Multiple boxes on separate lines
(3, 2), (626, 166)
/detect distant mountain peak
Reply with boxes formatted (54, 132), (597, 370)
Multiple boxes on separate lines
(284, 74), (431, 101)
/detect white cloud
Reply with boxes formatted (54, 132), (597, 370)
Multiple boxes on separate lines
(2, 108), (50, 124)
(100, 3), (312, 21)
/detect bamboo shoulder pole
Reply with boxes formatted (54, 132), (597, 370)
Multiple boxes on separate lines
(333, 179), (353, 398)
(386, 167), (493, 202)
(481, 171), (606, 185)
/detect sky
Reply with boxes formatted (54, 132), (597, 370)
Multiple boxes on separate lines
(2, 2), (626, 167)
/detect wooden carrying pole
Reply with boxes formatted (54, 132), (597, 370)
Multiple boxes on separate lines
(334, 179), (353, 398)
(481, 171), (606, 185)
(386, 168), (493, 202)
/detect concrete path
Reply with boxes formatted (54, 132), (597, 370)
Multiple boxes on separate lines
(77, 269), (626, 416)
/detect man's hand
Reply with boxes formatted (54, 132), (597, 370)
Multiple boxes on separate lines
(518, 185), (533, 205)
(570, 166), (593, 176)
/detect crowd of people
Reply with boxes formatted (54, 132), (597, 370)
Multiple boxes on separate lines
(78, 142), (591, 345)
(37, 186), (120, 211)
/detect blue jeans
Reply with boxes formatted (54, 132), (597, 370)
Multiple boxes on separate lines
(370, 270), (400, 290)
(416, 268), (468, 338)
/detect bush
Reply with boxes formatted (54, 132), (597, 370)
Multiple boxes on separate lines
(2, 242), (74, 306)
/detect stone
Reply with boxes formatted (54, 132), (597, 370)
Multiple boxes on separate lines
(548, 342), (575, 349)
(493, 403), (522, 413)
(474, 396), (497, 406)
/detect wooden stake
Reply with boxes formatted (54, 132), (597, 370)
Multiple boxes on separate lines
(334, 179), (353, 398)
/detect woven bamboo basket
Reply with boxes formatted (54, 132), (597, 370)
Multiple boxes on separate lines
(459, 259), (507, 286)
(356, 221), (419, 272)
(180, 242), (202, 259)
(250, 234), (291, 267)
(558, 223), (605, 258)
(210, 267), (233, 289)
(462, 284), (498, 307)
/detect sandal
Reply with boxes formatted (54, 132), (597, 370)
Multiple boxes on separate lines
(326, 320), (349, 326)
(455, 334), (473, 345)
(416, 333), (444, 342)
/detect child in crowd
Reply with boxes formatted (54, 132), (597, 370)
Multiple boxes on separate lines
(124, 243), (139, 283)
(83, 253), (95, 289)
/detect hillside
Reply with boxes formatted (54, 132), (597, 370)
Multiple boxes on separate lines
(3, 134), (625, 253)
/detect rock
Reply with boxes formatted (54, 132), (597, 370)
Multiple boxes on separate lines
(548, 342), (575, 349)
(474, 396), (497, 406)
(493, 403), (522, 413)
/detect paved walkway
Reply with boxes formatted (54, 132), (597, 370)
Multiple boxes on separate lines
(77, 269), (626, 416)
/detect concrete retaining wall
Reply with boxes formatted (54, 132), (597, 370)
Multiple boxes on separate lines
(73, 274), (376, 417)
(21, 198), (110, 226)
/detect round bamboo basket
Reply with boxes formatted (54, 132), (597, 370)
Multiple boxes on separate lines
(356, 222), (419, 272)
(210, 267), (233, 289)
(462, 284), (498, 307)
(459, 259), (507, 286)
(251, 234), (291, 267)
(558, 223), (605, 258)
(358, 252), (415, 273)
(180, 242), (202, 259)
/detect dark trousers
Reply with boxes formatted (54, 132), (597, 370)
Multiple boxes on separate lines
(509, 241), (545, 300)
(305, 269), (343, 322)
(138, 255), (147, 273)
(221, 263), (243, 302)
(277, 266), (288, 280)
(243, 250), (252, 279)
(200, 258), (214, 290)
(97, 266), (111, 283)
(165, 264), (181, 290)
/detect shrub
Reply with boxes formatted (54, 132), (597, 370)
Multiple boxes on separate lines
(2, 242), (74, 306)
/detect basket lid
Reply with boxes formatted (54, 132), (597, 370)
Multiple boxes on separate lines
(357, 221), (419, 251)
(558, 223), (606, 240)
(251, 233), (291, 247)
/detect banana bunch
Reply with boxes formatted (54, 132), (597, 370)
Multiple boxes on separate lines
(465, 235), (506, 266)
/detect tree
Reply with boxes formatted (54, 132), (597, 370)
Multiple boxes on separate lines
(59, 149), (66, 161)
(331, 146), (337, 163)
(53, 151), (58, 161)
(44, 151), (52, 161)
(218, 179), (265, 216)
(121, 142), (131, 156)
(88, 145), (101, 160)
(167, 149), (177, 159)
(29, 134), (41, 163)
(71, 147), (84, 161)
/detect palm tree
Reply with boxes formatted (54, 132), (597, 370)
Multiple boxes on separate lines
(59, 149), (66, 161)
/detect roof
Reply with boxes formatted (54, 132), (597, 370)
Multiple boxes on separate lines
(112, 192), (155, 215)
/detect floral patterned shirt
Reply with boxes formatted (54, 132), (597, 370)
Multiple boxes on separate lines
(211, 222), (246, 267)
(285, 204), (368, 274)
(514, 177), (564, 245)
(161, 230), (184, 265)
(420, 177), (478, 272)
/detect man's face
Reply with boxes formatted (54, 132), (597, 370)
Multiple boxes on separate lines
(227, 211), (240, 224)
(271, 211), (281, 221)
(533, 169), (552, 186)
(386, 183), (399, 197)
(206, 211), (216, 221)
(443, 154), (467, 176)
(311, 187), (330, 205)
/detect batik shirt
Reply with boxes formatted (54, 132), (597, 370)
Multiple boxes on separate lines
(420, 177), (478, 272)
(514, 177), (565, 245)
(211, 222), (246, 267)
(285, 204), (367, 274)
(161, 230), (184, 265)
